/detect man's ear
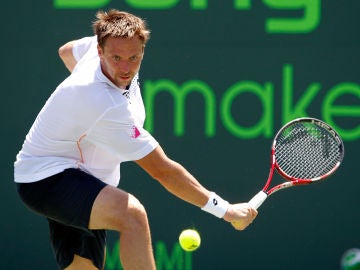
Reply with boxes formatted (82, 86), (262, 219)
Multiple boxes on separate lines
(97, 44), (103, 58)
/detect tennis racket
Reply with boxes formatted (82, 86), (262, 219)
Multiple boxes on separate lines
(248, 117), (344, 210)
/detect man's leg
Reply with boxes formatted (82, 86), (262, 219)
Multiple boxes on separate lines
(88, 185), (156, 270)
(65, 255), (99, 270)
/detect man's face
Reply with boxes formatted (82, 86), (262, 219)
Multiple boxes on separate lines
(98, 36), (144, 89)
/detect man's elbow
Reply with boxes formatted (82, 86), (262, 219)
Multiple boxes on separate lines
(58, 44), (67, 60)
(58, 41), (77, 72)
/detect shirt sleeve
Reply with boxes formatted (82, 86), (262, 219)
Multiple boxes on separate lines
(72, 36), (98, 62)
(85, 105), (159, 162)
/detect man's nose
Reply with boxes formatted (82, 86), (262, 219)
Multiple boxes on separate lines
(119, 60), (130, 73)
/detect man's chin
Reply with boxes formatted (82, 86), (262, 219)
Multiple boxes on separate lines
(117, 79), (132, 88)
(116, 82), (129, 89)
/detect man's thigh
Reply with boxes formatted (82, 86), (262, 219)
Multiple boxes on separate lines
(89, 185), (145, 231)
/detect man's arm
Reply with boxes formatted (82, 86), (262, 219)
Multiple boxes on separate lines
(135, 145), (257, 230)
(58, 40), (78, 73)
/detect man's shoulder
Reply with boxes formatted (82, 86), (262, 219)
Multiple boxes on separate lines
(72, 55), (99, 76)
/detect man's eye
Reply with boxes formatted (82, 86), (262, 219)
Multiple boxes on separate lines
(129, 56), (138, 62)
(113, 56), (120, 61)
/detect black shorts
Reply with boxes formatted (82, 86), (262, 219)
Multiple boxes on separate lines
(16, 168), (108, 270)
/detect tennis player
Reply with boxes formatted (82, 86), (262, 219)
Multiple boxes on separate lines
(14, 9), (257, 270)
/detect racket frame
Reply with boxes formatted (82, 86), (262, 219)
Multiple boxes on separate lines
(248, 117), (344, 209)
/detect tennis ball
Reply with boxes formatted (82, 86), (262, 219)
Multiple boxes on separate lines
(178, 229), (201, 252)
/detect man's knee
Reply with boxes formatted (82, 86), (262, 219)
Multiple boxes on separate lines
(90, 186), (149, 232)
(123, 194), (149, 231)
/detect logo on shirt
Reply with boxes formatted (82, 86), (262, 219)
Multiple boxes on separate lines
(131, 125), (141, 138)
(122, 90), (130, 99)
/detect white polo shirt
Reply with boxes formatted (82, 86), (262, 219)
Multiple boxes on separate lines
(14, 36), (158, 186)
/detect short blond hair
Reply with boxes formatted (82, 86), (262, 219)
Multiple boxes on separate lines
(92, 9), (150, 48)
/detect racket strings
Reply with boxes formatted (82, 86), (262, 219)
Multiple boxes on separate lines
(275, 123), (342, 179)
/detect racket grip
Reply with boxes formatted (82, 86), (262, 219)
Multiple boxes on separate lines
(248, 191), (268, 210)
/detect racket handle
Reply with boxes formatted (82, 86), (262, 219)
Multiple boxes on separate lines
(248, 191), (268, 210)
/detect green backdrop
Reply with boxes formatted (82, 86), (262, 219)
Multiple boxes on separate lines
(2, 1), (359, 269)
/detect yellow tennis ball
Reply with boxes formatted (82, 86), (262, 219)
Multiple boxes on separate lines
(178, 229), (201, 252)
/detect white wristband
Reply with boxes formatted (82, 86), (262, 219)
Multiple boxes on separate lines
(201, 192), (229, 218)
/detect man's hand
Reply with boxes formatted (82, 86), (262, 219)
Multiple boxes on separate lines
(223, 203), (258, 230)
